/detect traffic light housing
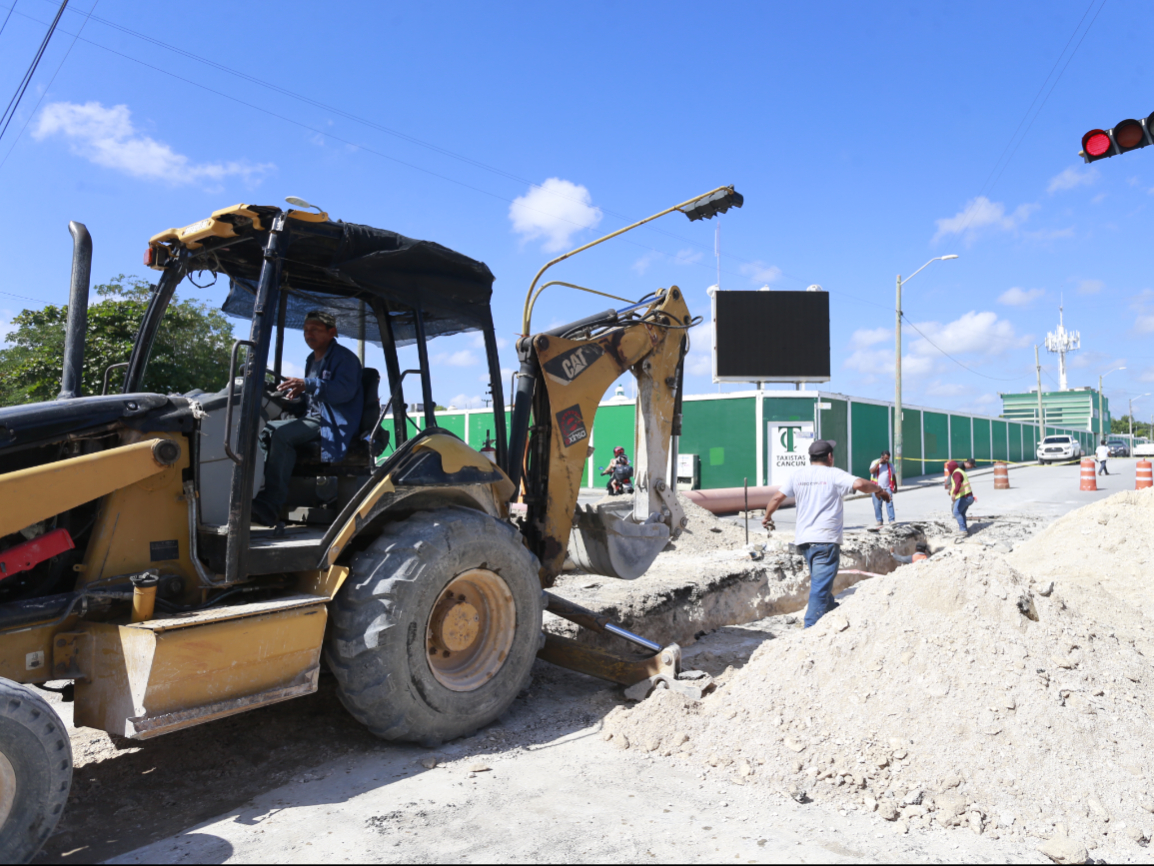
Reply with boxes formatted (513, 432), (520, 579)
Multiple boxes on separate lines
(1081, 113), (1154, 162)
(682, 188), (744, 221)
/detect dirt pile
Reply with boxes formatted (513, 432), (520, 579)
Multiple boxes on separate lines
(1008, 488), (1154, 621)
(605, 546), (1154, 859)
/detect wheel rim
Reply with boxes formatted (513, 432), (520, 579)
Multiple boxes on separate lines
(0, 751), (15, 830)
(425, 568), (516, 692)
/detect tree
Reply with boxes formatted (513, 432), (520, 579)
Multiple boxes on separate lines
(0, 275), (235, 406)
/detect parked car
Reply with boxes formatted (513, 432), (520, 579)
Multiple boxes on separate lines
(1135, 441), (1154, 459)
(1037, 435), (1082, 464)
(1107, 438), (1130, 458)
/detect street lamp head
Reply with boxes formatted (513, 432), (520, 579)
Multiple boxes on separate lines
(940, 254), (959, 260)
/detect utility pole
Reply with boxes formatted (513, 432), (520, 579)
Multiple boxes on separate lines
(895, 273), (903, 485)
(1035, 345), (1045, 436)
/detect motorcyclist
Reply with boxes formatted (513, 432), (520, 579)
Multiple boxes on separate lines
(601, 446), (635, 495)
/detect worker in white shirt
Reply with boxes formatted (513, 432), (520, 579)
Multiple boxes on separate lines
(1096, 439), (1110, 476)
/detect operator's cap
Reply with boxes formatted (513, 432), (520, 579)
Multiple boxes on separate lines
(808, 439), (836, 458)
(304, 309), (337, 328)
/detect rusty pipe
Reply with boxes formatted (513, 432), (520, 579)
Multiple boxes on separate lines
(683, 485), (790, 514)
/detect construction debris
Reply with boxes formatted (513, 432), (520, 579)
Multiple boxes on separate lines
(606, 530), (1154, 861)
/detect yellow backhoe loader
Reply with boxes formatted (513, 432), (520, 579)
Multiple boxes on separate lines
(0, 186), (740, 862)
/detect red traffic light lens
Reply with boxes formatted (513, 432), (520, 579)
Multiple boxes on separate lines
(1115, 119), (1145, 149)
(1083, 130), (1112, 157)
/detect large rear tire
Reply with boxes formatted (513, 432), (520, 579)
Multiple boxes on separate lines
(0, 679), (72, 864)
(325, 507), (543, 746)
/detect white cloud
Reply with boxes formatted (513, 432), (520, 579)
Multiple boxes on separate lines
(282, 360), (305, 378)
(1076, 279), (1104, 295)
(674, 248), (703, 267)
(739, 261), (782, 285)
(685, 320), (714, 377)
(997, 287), (1044, 307)
(509, 178), (602, 252)
(1047, 165), (1098, 193)
(932, 196), (1038, 245)
(632, 252), (658, 275)
(1140, 367), (1154, 383)
(850, 327), (890, 350)
(33, 101), (272, 185)
(845, 311), (1027, 380)
(468, 332), (508, 351)
(434, 349), (478, 367)
(925, 381), (971, 398)
(447, 393), (485, 410)
(1136, 316), (1154, 334)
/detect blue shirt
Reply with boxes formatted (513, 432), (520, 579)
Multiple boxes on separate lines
(303, 340), (363, 462)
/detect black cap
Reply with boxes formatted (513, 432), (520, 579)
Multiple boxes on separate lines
(808, 439), (836, 458)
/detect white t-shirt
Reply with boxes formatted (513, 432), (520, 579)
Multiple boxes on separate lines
(876, 463), (892, 490)
(1096, 445), (1110, 461)
(781, 464), (859, 545)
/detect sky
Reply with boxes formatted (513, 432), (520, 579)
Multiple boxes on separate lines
(1, 0), (1153, 421)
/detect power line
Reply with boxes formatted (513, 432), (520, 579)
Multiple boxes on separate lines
(0, 0), (95, 169)
(0, 0), (16, 38)
(901, 313), (1032, 382)
(13, 0), (829, 292)
(0, 0), (67, 145)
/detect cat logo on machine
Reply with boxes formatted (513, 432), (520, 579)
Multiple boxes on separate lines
(543, 344), (604, 385)
(555, 404), (588, 448)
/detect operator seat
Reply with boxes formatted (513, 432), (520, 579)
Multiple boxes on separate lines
(292, 367), (381, 476)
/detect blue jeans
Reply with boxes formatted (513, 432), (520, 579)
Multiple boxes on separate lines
(253, 417), (321, 520)
(952, 494), (974, 532)
(872, 493), (895, 523)
(799, 542), (841, 628)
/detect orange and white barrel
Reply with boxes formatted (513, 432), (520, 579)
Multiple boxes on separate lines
(994, 462), (1010, 489)
(1137, 460), (1153, 490)
(1080, 457), (1098, 492)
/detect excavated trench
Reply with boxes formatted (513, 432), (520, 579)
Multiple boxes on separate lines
(547, 519), (927, 653)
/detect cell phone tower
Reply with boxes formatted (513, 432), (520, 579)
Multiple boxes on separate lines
(1044, 299), (1080, 391)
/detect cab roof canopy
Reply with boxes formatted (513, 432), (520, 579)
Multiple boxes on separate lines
(161, 204), (496, 346)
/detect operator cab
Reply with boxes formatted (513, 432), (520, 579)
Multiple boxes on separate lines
(132, 203), (510, 584)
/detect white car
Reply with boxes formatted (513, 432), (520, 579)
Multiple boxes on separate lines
(1037, 435), (1083, 464)
(1135, 441), (1154, 458)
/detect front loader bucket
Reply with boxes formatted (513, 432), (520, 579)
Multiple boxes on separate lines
(568, 501), (670, 580)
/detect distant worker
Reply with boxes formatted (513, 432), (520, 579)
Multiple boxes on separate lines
(868, 450), (897, 530)
(762, 439), (891, 628)
(964, 458), (977, 471)
(891, 541), (931, 564)
(1096, 439), (1110, 476)
(945, 459), (974, 539)
(601, 446), (634, 496)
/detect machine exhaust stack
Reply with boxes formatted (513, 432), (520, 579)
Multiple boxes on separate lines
(58, 221), (92, 400)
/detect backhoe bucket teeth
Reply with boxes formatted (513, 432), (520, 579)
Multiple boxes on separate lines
(568, 502), (670, 580)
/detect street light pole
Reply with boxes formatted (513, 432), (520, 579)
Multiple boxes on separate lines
(894, 254), (958, 486)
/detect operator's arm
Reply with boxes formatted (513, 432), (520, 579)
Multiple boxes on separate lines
(853, 477), (890, 500)
(761, 490), (787, 528)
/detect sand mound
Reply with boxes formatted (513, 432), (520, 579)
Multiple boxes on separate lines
(1008, 488), (1154, 621)
(606, 546), (1154, 856)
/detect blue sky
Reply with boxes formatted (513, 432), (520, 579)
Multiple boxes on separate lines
(1, 0), (1153, 421)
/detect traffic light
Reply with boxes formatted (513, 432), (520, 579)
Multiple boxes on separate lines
(1081, 113), (1154, 162)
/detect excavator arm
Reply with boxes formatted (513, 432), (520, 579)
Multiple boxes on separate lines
(516, 286), (691, 584)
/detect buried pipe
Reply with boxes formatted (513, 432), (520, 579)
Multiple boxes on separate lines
(683, 485), (792, 514)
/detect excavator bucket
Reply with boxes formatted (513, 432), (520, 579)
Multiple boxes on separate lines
(568, 500), (671, 580)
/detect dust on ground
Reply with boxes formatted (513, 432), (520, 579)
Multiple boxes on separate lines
(608, 489), (1154, 864)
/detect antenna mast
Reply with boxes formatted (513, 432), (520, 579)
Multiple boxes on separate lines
(1044, 299), (1080, 391)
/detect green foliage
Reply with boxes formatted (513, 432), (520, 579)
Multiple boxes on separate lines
(0, 275), (235, 406)
(1110, 416), (1153, 439)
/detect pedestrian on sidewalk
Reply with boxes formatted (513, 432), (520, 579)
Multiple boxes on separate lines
(1096, 439), (1110, 476)
(869, 450), (897, 530)
(762, 439), (891, 628)
(945, 459), (975, 538)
